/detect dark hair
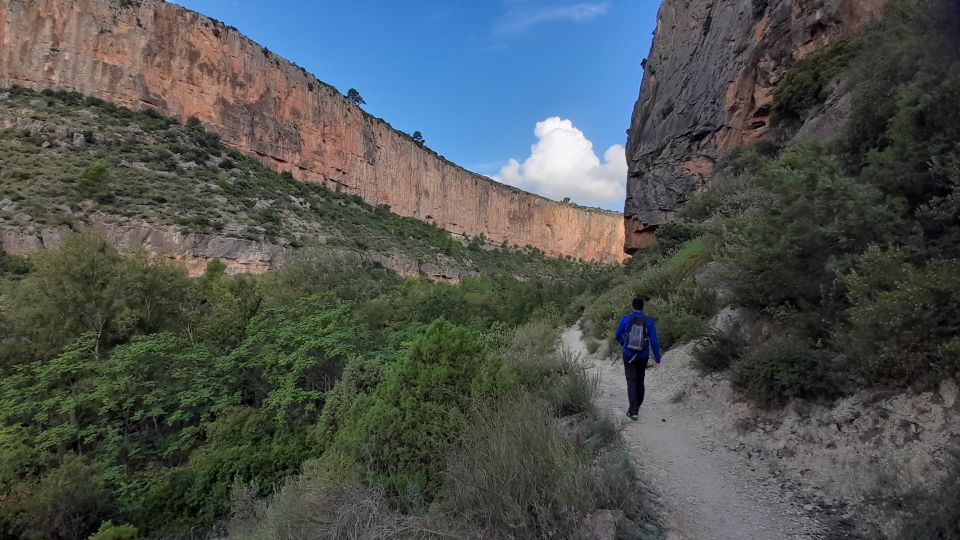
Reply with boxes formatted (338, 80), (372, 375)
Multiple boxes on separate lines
(632, 297), (645, 311)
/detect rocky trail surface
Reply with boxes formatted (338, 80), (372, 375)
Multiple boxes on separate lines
(561, 327), (825, 540)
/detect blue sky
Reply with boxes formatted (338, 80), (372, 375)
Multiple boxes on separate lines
(173, 1), (660, 210)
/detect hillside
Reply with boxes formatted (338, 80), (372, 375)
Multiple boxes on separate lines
(0, 0), (627, 264)
(0, 86), (596, 281)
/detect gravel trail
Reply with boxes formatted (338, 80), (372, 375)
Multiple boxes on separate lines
(561, 326), (824, 540)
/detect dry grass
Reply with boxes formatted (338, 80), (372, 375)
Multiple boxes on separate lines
(440, 395), (594, 538)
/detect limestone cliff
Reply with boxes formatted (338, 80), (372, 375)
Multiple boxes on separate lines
(0, 0), (626, 263)
(0, 223), (481, 282)
(624, 0), (885, 253)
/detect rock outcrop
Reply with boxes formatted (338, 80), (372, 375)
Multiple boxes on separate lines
(0, 223), (482, 282)
(624, 0), (885, 253)
(0, 0), (626, 263)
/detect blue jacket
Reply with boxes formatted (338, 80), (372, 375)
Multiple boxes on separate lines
(615, 311), (661, 363)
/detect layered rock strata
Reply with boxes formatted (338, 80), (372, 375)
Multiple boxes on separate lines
(624, 0), (885, 253)
(0, 223), (480, 282)
(0, 0), (626, 263)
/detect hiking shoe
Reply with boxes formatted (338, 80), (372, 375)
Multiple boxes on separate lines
(625, 412), (638, 421)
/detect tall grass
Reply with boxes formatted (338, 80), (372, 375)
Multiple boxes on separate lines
(440, 396), (594, 537)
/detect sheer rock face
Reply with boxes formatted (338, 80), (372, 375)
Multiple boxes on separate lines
(624, 0), (885, 253)
(0, 0), (626, 263)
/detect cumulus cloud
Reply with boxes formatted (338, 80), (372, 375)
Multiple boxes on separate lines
(496, 117), (627, 207)
(494, 2), (608, 35)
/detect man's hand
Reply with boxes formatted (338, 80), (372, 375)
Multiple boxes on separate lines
(654, 362), (661, 370)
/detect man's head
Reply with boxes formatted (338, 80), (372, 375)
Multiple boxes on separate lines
(632, 297), (645, 311)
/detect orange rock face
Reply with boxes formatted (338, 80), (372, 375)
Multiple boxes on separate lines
(0, 0), (626, 263)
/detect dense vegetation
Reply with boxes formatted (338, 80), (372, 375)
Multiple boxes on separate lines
(0, 231), (654, 539)
(577, 1), (959, 534)
(582, 0), (960, 403)
(0, 86), (595, 280)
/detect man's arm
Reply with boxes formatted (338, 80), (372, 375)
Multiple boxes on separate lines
(648, 318), (662, 364)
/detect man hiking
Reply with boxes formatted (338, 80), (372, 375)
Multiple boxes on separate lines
(615, 296), (662, 421)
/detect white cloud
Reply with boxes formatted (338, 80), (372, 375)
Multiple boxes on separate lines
(496, 117), (627, 207)
(494, 2), (608, 35)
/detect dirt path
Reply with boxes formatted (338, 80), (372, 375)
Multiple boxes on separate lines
(561, 326), (824, 540)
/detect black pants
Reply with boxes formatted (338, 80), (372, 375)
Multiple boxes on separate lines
(623, 354), (648, 415)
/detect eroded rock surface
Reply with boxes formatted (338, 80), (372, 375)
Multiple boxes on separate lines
(624, 0), (885, 253)
(0, 0), (626, 263)
(0, 223), (480, 282)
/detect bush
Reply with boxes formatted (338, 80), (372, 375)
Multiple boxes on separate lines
(693, 327), (746, 374)
(731, 339), (844, 407)
(839, 247), (960, 386)
(770, 38), (864, 126)
(0, 456), (112, 540)
(646, 290), (710, 350)
(319, 319), (489, 497)
(725, 146), (905, 319)
(439, 396), (593, 538)
(88, 522), (139, 540)
(137, 407), (311, 533)
(496, 320), (597, 415)
(223, 452), (420, 540)
(542, 347), (598, 416)
(221, 295), (363, 420)
(654, 221), (704, 254)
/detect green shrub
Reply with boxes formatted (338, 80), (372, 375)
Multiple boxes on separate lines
(319, 319), (488, 497)
(654, 221), (704, 254)
(646, 290), (710, 350)
(839, 247), (960, 386)
(725, 146), (905, 318)
(78, 162), (111, 198)
(731, 339), (844, 407)
(844, 0), (960, 199)
(0, 249), (31, 280)
(137, 407), (311, 533)
(221, 295), (363, 420)
(88, 522), (139, 540)
(771, 38), (864, 126)
(693, 327), (746, 374)
(0, 456), (111, 540)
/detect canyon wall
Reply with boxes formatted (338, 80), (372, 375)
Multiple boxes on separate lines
(624, 0), (885, 253)
(0, 0), (626, 264)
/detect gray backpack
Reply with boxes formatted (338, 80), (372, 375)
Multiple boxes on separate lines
(626, 315), (649, 353)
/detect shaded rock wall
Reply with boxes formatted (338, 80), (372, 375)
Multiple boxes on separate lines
(624, 0), (885, 253)
(0, 0), (626, 263)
